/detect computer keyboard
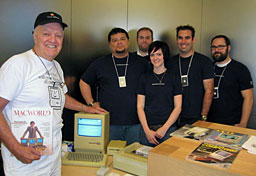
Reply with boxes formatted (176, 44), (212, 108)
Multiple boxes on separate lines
(62, 152), (108, 167)
(67, 152), (103, 162)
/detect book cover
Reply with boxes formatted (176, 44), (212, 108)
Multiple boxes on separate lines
(204, 129), (249, 149)
(11, 108), (53, 155)
(170, 124), (214, 141)
(186, 142), (240, 169)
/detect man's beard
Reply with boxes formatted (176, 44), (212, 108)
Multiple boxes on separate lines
(212, 48), (228, 62)
(116, 49), (125, 54)
(139, 45), (148, 52)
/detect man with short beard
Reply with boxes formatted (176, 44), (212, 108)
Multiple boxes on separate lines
(135, 27), (153, 61)
(80, 28), (148, 145)
(207, 35), (254, 127)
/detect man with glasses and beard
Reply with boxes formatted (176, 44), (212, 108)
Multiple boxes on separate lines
(80, 28), (148, 145)
(207, 35), (253, 127)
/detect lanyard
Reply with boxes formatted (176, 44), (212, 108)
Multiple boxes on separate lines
(33, 50), (64, 88)
(178, 53), (194, 77)
(112, 54), (129, 78)
(214, 65), (227, 88)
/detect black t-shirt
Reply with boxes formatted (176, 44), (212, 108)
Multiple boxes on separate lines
(207, 59), (253, 125)
(81, 52), (149, 125)
(137, 70), (182, 126)
(167, 52), (214, 119)
(132, 51), (150, 62)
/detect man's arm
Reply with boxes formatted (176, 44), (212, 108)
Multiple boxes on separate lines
(0, 97), (41, 163)
(79, 80), (94, 105)
(235, 88), (253, 128)
(201, 78), (214, 117)
(79, 79), (106, 111)
(64, 94), (106, 114)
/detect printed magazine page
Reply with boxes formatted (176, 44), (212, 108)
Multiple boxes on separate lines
(170, 124), (214, 141)
(242, 135), (256, 154)
(11, 108), (53, 155)
(186, 142), (240, 169)
(204, 129), (249, 150)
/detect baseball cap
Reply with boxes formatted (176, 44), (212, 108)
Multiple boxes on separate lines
(34, 11), (68, 29)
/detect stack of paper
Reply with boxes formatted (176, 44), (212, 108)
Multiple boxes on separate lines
(242, 135), (256, 154)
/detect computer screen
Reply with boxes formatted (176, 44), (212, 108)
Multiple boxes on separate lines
(74, 112), (110, 153)
(77, 118), (102, 137)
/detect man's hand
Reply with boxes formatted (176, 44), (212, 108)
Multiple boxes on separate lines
(86, 106), (107, 114)
(14, 145), (41, 164)
(84, 102), (108, 114)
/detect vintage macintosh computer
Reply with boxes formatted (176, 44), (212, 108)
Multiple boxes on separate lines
(62, 112), (110, 167)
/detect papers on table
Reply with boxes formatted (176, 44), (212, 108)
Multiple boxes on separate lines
(242, 135), (256, 154)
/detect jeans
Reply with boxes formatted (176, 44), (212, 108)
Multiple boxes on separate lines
(140, 125), (177, 147)
(110, 124), (141, 145)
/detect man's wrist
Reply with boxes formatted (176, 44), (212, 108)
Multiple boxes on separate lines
(80, 104), (86, 112)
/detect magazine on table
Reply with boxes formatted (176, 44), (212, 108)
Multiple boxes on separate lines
(170, 124), (214, 141)
(186, 142), (240, 169)
(11, 107), (53, 155)
(203, 129), (249, 150)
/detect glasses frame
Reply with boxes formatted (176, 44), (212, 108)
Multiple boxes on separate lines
(210, 45), (227, 50)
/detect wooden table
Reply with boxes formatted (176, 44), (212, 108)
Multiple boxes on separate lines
(148, 121), (256, 176)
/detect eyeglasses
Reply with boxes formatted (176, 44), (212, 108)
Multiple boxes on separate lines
(210, 45), (227, 50)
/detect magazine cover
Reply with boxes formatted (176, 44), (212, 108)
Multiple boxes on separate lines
(11, 108), (53, 155)
(204, 129), (249, 149)
(170, 124), (214, 141)
(186, 142), (240, 169)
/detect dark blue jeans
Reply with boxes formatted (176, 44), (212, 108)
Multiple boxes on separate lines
(110, 124), (141, 145)
(140, 125), (177, 147)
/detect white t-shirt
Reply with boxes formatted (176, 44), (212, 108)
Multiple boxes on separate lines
(0, 49), (67, 131)
(0, 49), (67, 175)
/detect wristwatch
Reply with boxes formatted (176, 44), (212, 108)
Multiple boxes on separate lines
(201, 115), (207, 121)
(88, 101), (94, 107)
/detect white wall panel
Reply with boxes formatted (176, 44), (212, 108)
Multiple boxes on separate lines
(127, 0), (203, 55)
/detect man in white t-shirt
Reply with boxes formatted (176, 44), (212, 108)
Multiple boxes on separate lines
(0, 11), (106, 176)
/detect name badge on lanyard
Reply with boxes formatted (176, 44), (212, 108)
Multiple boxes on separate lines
(48, 86), (61, 110)
(181, 75), (189, 87)
(118, 76), (126, 87)
(214, 87), (219, 99)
